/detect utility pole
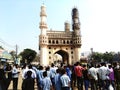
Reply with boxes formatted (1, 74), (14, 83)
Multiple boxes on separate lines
(90, 48), (93, 54)
(90, 48), (93, 63)
(15, 44), (18, 64)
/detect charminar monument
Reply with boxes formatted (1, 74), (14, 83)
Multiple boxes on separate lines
(39, 4), (81, 66)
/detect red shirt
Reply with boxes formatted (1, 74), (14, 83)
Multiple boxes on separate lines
(75, 65), (84, 77)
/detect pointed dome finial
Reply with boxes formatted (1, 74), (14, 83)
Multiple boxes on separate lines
(42, 0), (45, 5)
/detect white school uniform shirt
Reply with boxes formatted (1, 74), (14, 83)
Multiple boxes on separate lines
(24, 68), (37, 79)
(60, 74), (70, 87)
(22, 67), (28, 79)
(12, 67), (19, 78)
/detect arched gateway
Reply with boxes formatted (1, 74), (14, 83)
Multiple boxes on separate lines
(39, 4), (82, 66)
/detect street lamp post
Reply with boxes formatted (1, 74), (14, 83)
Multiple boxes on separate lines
(15, 44), (18, 64)
(90, 48), (94, 64)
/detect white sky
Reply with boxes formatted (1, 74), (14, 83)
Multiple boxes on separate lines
(0, 0), (120, 53)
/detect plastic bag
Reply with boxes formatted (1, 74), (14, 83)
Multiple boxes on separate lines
(108, 84), (114, 90)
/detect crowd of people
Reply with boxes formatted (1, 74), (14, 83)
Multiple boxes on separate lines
(0, 63), (21, 90)
(0, 61), (120, 90)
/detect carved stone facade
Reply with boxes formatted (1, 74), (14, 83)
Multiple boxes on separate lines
(39, 5), (82, 66)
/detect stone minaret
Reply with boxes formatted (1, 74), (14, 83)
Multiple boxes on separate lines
(72, 8), (80, 35)
(72, 7), (81, 62)
(39, 4), (48, 66)
(65, 21), (70, 32)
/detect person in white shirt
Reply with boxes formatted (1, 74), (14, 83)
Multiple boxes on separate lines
(60, 69), (70, 90)
(98, 62), (110, 90)
(22, 64), (28, 79)
(24, 64), (36, 79)
(12, 64), (20, 90)
(88, 64), (98, 90)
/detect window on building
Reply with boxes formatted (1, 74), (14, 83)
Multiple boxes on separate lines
(67, 40), (69, 44)
(56, 40), (58, 44)
(52, 40), (55, 44)
(63, 40), (65, 44)
(49, 40), (51, 43)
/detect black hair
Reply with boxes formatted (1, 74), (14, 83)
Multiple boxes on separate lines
(61, 69), (66, 75)
(28, 64), (32, 69)
(43, 71), (47, 77)
(27, 71), (32, 78)
(56, 68), (61, 73)
(38, 65), (43, 70)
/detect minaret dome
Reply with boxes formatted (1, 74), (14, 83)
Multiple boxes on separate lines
(40, 5), (47, 17)
(64, 21), (70, 32)
(39, 4), (47, 30)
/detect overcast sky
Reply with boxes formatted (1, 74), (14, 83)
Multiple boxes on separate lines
(0, 0), (120, 53)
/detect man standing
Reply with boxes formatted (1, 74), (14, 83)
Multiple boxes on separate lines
(88, 64), (98, 90)
(75, 62), (84, 90)
(98, 62), (110, 90)
(12, 64), (20, 90)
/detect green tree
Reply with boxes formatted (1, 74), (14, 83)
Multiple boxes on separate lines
(90, 51), (115, 63)
(20, 48), (37, 64)
(91, 52), (103, 63)
(34, 54), (40, 62)
(103, 52), (114, 63)
(0, 46), (4, 49)
(113, 52), (120, 62)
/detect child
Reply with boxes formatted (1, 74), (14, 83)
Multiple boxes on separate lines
(22, 71), (34, 90)
(54, 68), (61, 90)
(42, 71), (52, 90)
(60, 69), (71, 90)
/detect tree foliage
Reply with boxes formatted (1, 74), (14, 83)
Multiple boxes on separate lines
(0, 46), (4, 49)
(102, 52), (114, 63)
(91, 51), (115, 63)
(113, 52), (120, 62)
(19, 48), (37, 64)
(34, 54), (40, 62)
(91, 52), (103, 62)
